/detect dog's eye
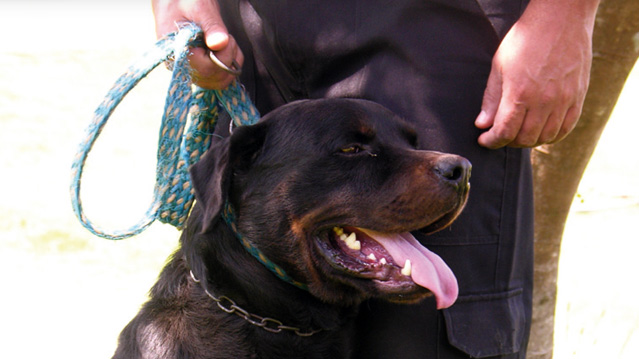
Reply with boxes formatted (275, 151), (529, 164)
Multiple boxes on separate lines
(339, 145), (378, 157)
(340, 145), (362, 154)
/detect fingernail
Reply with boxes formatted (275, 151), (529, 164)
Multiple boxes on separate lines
(206, 32), (229, 48)
(475, 110), (488, 127)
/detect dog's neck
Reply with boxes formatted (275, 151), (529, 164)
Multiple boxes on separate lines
(221, 200), (308, 291)
(181, 206), (355, 336)
(187, 268), (323, 336)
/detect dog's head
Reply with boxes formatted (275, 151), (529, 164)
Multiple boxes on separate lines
(190, 98), (470, 308)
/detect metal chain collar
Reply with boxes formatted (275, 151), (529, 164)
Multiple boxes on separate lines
(189, 271), (322, 337)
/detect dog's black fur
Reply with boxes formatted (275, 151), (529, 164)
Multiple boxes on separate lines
(113, 98), (470, 359)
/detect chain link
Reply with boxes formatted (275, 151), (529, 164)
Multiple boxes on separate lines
(192, 271), (322, 337)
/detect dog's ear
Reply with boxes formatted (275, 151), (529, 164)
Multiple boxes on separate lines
(190, 136), (231, 232)
(189, 123), (268, 232)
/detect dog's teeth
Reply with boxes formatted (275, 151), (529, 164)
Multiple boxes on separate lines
(339, 233), (362, 250)
(345, 232), (356, 244)
(380, 258), (387, 265)
(348, 239), (361, 251)
(401, 259), (412, 276)
(367, 253), (377, 261)
(333, 227), (344, 236)
(337, 231), (361, 250)
(344, 232), (361, 250)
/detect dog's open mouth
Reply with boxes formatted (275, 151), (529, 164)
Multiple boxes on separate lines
(315, 226), (458, 309)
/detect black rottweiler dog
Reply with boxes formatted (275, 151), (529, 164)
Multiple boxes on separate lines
(113, 98), (471, 359)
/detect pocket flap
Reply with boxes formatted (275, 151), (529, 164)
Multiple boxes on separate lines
(442, 289), (527, 358)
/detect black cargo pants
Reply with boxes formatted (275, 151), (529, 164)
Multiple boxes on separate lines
(219, 1), (534, 357)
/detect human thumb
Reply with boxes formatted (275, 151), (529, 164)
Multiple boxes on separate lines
(475, 67), (502, 130)
(200, 20), (230, 52)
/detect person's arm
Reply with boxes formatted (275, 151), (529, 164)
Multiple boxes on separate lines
(474, 0), (601, 149)
(152, 0), (243, 89)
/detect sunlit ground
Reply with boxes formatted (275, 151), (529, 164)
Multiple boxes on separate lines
(0, 3), (637, 359)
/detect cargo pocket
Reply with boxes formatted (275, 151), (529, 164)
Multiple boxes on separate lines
(442, 288), (527, 358)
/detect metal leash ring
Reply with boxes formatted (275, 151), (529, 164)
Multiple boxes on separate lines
(189, 33), (242, 77)
(208, 51), (242, 76)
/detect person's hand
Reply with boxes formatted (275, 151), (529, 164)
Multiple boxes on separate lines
(474, 0), (600, 149)
(152, 0), (244, 89)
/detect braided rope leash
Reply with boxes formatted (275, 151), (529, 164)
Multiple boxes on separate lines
(70, 23), (259, 240)
(70, 24), (307, 292)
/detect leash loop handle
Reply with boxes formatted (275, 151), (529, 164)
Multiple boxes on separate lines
(70, 24), (259, 240)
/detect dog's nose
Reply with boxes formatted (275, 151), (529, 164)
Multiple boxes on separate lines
(433, 155), (471, 190)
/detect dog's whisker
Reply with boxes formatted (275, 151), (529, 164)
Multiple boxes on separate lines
(189, 270), (201, 283)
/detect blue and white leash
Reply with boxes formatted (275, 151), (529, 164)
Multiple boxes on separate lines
(70, 24), (310, 291)
(70, 23), (258, 239)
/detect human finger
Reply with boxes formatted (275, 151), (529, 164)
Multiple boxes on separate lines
(509, 100), (554, 147)
(188, 37), (244, 89)
(534, 106), (568, 145)
(477, 97), (527, 149)
(475, 65), (503, 131)
(546, 103), (582, 144)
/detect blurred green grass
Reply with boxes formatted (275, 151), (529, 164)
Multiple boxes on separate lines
(0, 3), (637, 359)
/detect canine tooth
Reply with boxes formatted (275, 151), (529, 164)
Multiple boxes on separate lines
(367, 253), (377, 261)
(348, 239), (361, 251)
(401, 259), (412, 276)
(344, 232), (361, 250)
(380, 258), (387, 265)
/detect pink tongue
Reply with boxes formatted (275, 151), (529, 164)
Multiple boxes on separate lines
(359, 229), (458, 309)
